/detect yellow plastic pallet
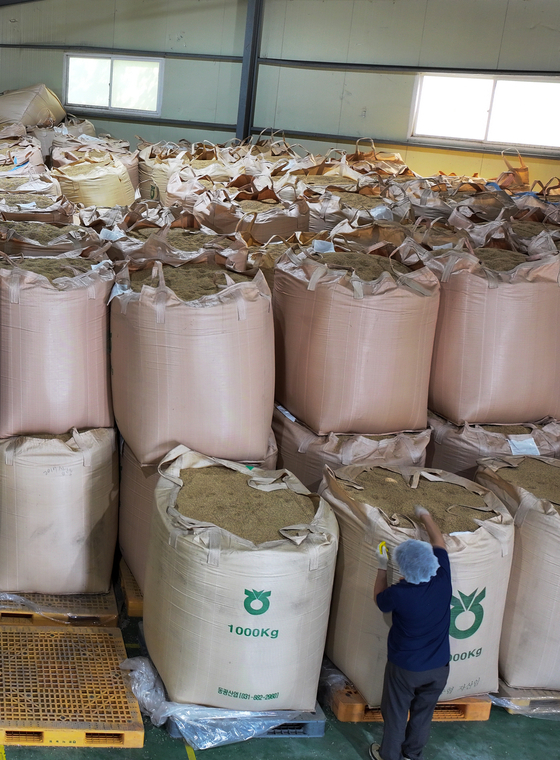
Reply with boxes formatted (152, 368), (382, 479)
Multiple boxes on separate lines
(0, 588), (119, 627)
(119, 559), (144, 617)
(0, 625), (144, 747)
(326, 675), (492, 723)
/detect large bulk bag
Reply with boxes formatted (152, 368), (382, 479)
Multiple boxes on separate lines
(193, 194), (310, 243)
(51, 154), (135, 207)
(0, 84), (65, 126)
(52, 141), (139, 190)
(0, 136), (45, 176)
(143, 446), (339, 709)
(476, 456), (560, 689)
(110, 262), (274, 465)
(322, 464), (513, 706)
(0, 259), (114, 437)
(427, 413), (560, 479)
(273, 404), (430, 492)
(274, 251), (440, 435)
(426, 251), (560, 424)
(138, 143), (191, 205)
(119, 433), (278, 593)
(0, 428), (118, 593)
(29, 116), (96, 160)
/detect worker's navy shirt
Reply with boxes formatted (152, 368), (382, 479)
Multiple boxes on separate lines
(376, 546), (452, 672)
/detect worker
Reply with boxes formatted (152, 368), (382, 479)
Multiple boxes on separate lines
(369, 504), (452, 760)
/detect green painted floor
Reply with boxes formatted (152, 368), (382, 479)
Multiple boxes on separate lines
(3, 586), (559, 760)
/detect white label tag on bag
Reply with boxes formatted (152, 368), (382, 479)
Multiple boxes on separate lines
(312, 239), (335, 254)
(277, 405), (296, 422)
(100, 227), (126, 241)
(508, 436), (540, 456)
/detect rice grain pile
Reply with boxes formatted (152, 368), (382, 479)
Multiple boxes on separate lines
(494, 458), (560, 509)
(0, 194), (55, 209)
(320, 252), (409, 280)
(176, 466), (316, 544)
(238, 199), (280, 213)
(128, 228), (222, 252)
(0, 258), (92, 283)
(475, 248), (528, 271)
(482, 425), (533, 435)
(0, 221), (83, 244)
(128, 261), (248, 299)
(339, 467), (494, 533)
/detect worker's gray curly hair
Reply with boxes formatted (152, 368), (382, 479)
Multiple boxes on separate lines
(393, 539), (439, 584)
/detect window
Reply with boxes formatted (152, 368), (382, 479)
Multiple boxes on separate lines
(64, 54), (164, 115)
(412, 74), (560, 150)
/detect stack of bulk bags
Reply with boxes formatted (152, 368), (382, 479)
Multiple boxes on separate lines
(52, 153), (136, 207)
(0, 258), (114, 437)
(426, 249), (560, 424)
(29, 115), (96, 161)
(138, 142), (192, 205)
(119, 434), (278, 593)
(52, 136), (139, 191)
(274, 250), (440, 435)
(426, 413), (560, 479)
(0, 429), (118, 593)
(0, 84), (65, 126)
(272, 404), (430, 492)
(143, 445), (338, 710)
(110, 261), (274, 465)
(322, 464), (513, 706)
(476, 456), (560, 689)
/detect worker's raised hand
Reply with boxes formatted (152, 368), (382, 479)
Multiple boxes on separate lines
(377, 542), (388, 570)
(414, 504), (430, 519)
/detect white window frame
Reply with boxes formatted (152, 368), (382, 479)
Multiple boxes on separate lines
(409, 72), (560, 154)
(63, 52), (164, 117)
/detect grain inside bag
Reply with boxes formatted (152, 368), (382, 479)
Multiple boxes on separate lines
(0, 258), (114, 437)
(476, 455), (560, 689)
(273, 251), (440, 435)
(143, 446), (339, 710)
(321, 464), (513, 706)
(426, 413), (560, 479)
(119, 432), (279, 593)
(0, 428), (118, 593)
(110, 261), (274, 465)
(272, 404), (431, 492)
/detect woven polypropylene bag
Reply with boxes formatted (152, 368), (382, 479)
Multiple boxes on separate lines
(0, 261), (114, 437)
(143, 445), (339, 710)
(321, 464), (513, 706)
(273, 251), (440, 435)
(0, 428), (118, 593)
(110, 264), (274, 465)
(476, 456), (560, 689)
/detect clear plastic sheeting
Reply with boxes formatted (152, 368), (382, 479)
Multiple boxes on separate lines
(489, 693), (560, 721)
(0, 593), (78, 625)
(120, 657), (302, 749)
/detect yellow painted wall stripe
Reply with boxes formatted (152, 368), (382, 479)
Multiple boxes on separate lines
(185, 743), (196, 759)
(0, 744), (6, 760)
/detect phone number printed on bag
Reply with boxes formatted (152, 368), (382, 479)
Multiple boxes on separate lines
(218, 687), (279, 701)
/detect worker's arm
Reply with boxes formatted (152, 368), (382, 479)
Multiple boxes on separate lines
(414, 505), (446, 550)
(374, 543), (389, 604)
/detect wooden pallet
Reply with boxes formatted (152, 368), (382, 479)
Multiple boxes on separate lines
(119, 559), (144, 617)
(328, 677), (492, 723)
(0, 626), (144, 747)
(0, 588), (118, 627)
(496, 682), (560, 715)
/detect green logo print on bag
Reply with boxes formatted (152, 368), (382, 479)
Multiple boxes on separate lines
(244, 589), (271, 616)
(449, 588), (486, 639)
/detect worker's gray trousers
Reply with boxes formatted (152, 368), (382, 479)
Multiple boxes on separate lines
(379, 660), (449, 760)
